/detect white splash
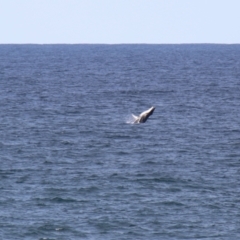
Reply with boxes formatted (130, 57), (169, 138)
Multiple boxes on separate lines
(125, 114), (137, 124)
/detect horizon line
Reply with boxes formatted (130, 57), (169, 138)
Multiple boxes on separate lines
(0, 42), (240, 45)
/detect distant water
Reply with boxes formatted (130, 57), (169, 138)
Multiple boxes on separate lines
(1, 44), (240, 240)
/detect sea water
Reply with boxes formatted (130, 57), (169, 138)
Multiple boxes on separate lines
(0, 44), (240, 239)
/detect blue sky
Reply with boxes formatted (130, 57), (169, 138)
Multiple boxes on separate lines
(1, 0), (240, 44)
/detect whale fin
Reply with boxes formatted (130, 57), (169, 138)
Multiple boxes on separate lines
(132, 114), (139, 120)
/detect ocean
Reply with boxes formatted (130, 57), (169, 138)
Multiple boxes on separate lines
(0, 44), (240, 239)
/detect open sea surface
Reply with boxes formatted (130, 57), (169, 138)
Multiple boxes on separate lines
(0, 44), (240, 239)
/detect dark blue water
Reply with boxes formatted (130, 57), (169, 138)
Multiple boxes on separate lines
(1, 44), (240, 239)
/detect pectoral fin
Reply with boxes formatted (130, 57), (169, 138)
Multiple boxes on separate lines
(132, 114), (139, 120)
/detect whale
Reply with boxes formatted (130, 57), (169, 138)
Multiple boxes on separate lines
(132, 106), (155, 123)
